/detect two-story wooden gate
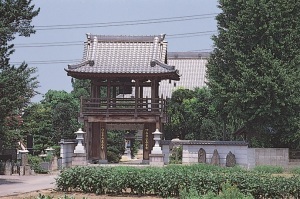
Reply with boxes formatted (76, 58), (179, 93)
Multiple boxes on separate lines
(66, 34), (179, 163)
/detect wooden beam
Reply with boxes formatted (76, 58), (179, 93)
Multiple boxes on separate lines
(87, 116), (166, 123)
(93, 81), (152, 87)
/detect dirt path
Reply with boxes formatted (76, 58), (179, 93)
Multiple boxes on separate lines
(0, 189), (162, 199)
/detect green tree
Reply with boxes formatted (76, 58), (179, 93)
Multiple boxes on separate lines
(41, 90), (80, 143)
(21, 90), (80, 152)
(107, 130), (125, 163)
(165, 88), (195, 139)
(21, 103), (53, 152)
(0, 0), (40, 147)
(165, 87), (224, 140)
(207, 0), (300, 147)
(0, 0), (40, 66)
(71, 78), (90, 99)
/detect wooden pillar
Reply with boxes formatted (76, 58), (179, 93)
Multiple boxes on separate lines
(112, 85), (116, 107)
(91, 81), (100, 98)
(99, 123), (108, 163)
(90, 122), (100, 161)
(89, 122), (108, 163)
(142, 123), (155, 162)
(140, 85), (143, 98)
(151, 79), (159, 112)
(135, 79), (139, 117)
(143, 124), (150, 162)
(139, 84), (144, 109)
(107, 80), (111, 98)
(85, 121), (91, 160)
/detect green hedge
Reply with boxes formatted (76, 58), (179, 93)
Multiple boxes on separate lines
(56, 164), (300, 198)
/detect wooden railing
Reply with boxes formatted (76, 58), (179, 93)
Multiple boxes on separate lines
(80, 97), (166, 117)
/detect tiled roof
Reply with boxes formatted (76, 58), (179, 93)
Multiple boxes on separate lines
(144, 52), (209, 98)
(66, 34), (178, 79)
(168, 52), (210, 59)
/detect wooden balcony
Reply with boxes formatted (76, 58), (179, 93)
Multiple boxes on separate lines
(80, 97), (167, 119)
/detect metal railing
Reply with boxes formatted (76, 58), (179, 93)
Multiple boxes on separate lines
(81, 97), (166, 117)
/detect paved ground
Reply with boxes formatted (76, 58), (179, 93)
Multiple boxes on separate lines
(0, 160), (146, 198)
(0, 172), (58, 197)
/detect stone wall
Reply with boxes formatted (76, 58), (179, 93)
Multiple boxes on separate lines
(59, 139), (76, 169)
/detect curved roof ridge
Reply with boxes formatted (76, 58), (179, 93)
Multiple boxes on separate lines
(150, 59), (175, 71)
(168, 51), (211, 59)
(86, 33), (166, 42)
(68, 60), (94, 69)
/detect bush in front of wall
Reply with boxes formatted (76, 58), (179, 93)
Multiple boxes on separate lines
(28, 154), (48, 174)
(55, 164), (300, 198)
(252, 165), (284, 174)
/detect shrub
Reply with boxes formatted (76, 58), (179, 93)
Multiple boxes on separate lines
(56, 164), (300, 198)
(106, 131), (125, 163)
(252, 165), (284, 174)
(28, 154), (48, 174)
(290, 167), (300, 175)
(169, 145), (182, 164)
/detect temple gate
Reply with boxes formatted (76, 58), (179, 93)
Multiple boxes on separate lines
(65, 34), (179, 163)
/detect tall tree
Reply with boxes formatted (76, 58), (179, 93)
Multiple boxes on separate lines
(207, 0), (300, 147)
(0, 0), (40, 147)
(71, 78), (90, 99)
(42, 90), (80, 143)
(165, 87), (224, 140)
(21, 90), (80, 151)
(0, 0), (40, 66)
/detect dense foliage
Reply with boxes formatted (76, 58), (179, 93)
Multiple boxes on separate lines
(56, 164), (300, 198)
(21, 90), (80, 152)
(165, 87), (234, 140)
(207, 0), (300, 147)
(107, 131), (125, 163)
(0, 0), (40, 148)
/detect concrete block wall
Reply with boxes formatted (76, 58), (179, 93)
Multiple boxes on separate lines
(247, 148), (289, 169)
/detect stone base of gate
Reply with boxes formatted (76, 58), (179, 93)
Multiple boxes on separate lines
(149, 154), (164, 167)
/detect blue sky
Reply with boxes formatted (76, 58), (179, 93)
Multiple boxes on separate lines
(10, 0), (220, 102)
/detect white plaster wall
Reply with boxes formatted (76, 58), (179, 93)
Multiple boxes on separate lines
(182, 145), (248, 167)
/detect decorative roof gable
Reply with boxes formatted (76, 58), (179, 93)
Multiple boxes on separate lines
(66, 34), (179, 80)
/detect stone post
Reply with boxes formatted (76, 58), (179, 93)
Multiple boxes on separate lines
(19, 149), (31, 175)
(72, 128), (87, 166)
(149, 129), (164, 166)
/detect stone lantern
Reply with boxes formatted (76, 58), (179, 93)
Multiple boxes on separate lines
(74, 128), (86, 154)
(45, 147), (55, 156)
(149, 129), (164, 166)
(151, 129), (162, 154)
